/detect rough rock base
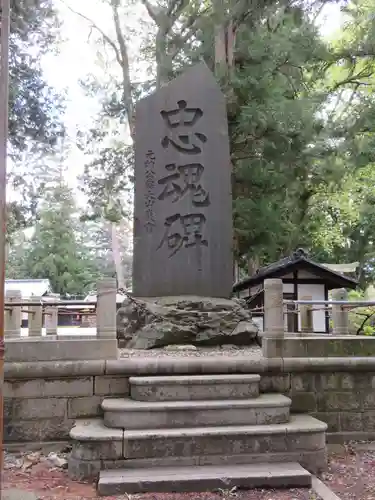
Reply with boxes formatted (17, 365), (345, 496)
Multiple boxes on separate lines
(116, 295), (258, 349)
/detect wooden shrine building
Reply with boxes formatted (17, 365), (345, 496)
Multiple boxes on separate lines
(232, 249), (358, 333)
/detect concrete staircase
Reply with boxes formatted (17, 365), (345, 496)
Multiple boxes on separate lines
(68, 374), (327, 496)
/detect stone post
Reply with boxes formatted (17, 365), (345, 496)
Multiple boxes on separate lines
(332, 288), (349, 335)
(300, 295), (313, 334)
(286, 304), (296, 333)
(45, 306), (58, 336)
(264, 279), (284, 337)
(263, 279), (284, 357)
(5, 290), (21, 338)
(97, 278), (117, 338)
(28, 296), (43, 337)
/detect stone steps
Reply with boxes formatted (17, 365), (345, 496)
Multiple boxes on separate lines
(68, 373), (328, 494)
(69, 414), (327, 480)
(129, 374), (261, 401)
(98, 462), (312, 495)
(122, 415), (327, 460)
(102, 394), (291, 429)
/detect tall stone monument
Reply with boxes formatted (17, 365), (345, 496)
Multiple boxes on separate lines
(133, 63), (233, 298)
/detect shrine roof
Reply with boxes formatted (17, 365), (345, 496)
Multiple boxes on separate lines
(233, 249), (359, 292)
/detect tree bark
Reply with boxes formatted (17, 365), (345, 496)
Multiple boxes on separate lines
(110, 222), (125, 289)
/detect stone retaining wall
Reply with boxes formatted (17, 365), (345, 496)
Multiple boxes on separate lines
(4, 357), (375, 444)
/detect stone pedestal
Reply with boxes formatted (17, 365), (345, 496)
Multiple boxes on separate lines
(117, 296), (258, 349)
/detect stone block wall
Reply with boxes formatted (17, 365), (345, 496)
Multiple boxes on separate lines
(4, 365), (129, 442)
(4, 357), (375, 444)
(260, 370), (375, 442)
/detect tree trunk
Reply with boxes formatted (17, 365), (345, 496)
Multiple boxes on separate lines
(110, 222), (125, 289)
(247, 256), (260, 276)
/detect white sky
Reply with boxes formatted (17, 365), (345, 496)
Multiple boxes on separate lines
(39, 0), (345, 194)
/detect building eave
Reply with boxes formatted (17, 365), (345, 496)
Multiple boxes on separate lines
(233, 257), (358, 293)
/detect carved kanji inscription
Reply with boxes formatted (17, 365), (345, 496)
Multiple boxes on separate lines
(134, 63), (233, 297)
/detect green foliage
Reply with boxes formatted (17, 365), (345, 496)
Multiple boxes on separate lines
(221, 6), (331, 266)
(12, 0), (375, 292)
(9, 0), (65, 156)
(6, 0), (65, 239)
(347, 289), (375, 335)
(10, 183), (100, 296)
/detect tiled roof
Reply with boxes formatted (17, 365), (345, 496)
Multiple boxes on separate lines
(233, 249), (358, 292)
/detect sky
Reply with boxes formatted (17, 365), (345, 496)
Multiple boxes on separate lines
(39, 0), (346, 194)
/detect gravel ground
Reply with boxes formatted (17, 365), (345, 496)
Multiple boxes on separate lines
(118, 345), (262, 358)
(323, 442), (375, 499)
(2, 466), (320, 500)
(3, 449), (320, 500)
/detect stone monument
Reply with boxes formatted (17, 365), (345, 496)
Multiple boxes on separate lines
(119, 64), (258, 348)
(133, 62), (233, 298)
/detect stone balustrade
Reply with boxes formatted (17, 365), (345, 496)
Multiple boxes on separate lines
(4, 278), (118, 362)
(4, 278), (117, 338)
(262, 278), (375, 358)
(262, 278), (375, 336)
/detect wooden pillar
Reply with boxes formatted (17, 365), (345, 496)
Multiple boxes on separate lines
(28, 296), (43, 337)
(5, 290), (21, 338)
(97, 278), (117, 339)
(332, 288), (349, 335)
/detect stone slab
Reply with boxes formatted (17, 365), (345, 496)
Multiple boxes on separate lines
(68, 416), (326, 467)
(69, 419), (123, 462)
(133, 62), (233, 298)
(69, 449), (326, 481)
(6, 356), (375, 381)
(70, 418), (123, 442)
(130, 374), (260, 401)
(5, 397), (67, 419)
(311, 475), (341, 500)
(122, 415), (327, 459)
(94, 376), (129, 396)
(100, 448), (327, 475)
(102, 394), (291, 428)
(264, 336), (375, 358)
(5, 338), (118, 362)
(5, 360), (106, 379)
(3, 490), (39, 500)
(68, 396), (103, 419)
(4, 377), (93, 398)
(98, 462), (311, 495)
(4, 418), (74, 442)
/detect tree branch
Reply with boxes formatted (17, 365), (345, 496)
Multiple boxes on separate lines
(140, 0), (159, 22)
(169, 6), (211, 60)
(110, 0), (134, 137)
(356, 310), (375, 335)
(60, 0), (122, 67)
(331, 73), (374, 91)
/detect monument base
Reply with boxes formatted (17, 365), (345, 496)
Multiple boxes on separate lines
(5, 337), (118, 362)
(116, 295), (258, 349)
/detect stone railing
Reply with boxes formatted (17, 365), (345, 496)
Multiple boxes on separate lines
(260, 278), (375, 336)
(4, 278), (119, 362)
(284, 290), (375, 336)
(262, 278), (375, 358)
